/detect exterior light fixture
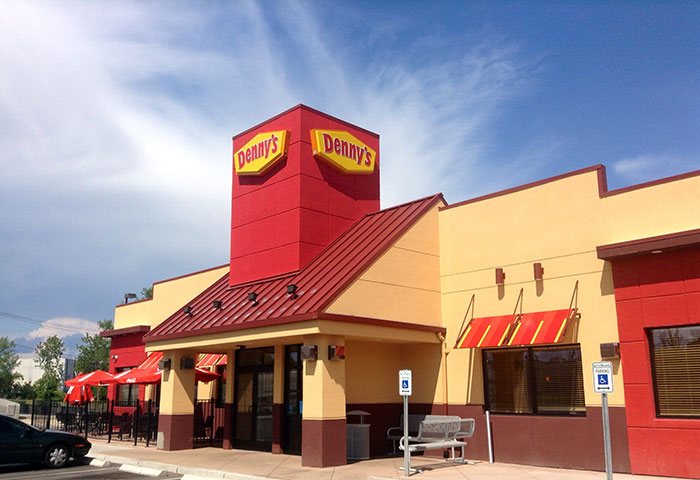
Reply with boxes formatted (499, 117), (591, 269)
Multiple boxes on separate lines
(495, 268), (505, 285)
(600, 342), (620, 359)
(183, 305), (193, 316)
(300, 345), (317, 361)
(248, 292), (258, 305)
(180, 358), (195, 370)
(213, 300), (222, 309)
(124, 293), (137, 304)
(286, 284), (298, 298)
(328, 345), (346, 360)
(158, 358), (172, 371)
(533, 262), (544, 281)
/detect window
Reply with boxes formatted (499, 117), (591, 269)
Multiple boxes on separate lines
(116, 367), (140, 405)
(649, 324), (700, 418)
(483, 345), (585, 416)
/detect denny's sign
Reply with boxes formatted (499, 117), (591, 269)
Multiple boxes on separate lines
(234, 130), (289, 176)
(310, 129), (376, 174)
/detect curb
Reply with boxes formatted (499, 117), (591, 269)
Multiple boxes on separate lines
(87, 452), (273, 480)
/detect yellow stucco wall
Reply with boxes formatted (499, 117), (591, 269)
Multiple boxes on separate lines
(325, 203), (443, 326)
(114, 265), (229, 330)
(604, 174), (700, 243)
(439, 170), (622, 407)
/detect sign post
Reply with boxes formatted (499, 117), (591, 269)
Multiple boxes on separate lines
(593, 361), (614, 480)
(399, 369), (412, 477)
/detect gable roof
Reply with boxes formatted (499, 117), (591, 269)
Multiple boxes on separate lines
(144, 194), (445, 342)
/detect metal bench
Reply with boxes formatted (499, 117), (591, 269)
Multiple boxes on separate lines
(399, 418), (475, 465)
(387, 414), (460, 454)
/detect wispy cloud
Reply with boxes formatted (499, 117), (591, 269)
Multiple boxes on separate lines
(613, 153), (700, 185)
(0, 1), (541, 330)
(26, 317), (100, 340)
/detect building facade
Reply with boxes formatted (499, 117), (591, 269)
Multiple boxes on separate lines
(106, 105), (700, 478)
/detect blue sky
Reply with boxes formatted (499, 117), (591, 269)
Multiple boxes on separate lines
(1, 1), (698, 356)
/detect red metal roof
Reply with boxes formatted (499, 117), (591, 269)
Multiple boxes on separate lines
(145, 194), (444, 342)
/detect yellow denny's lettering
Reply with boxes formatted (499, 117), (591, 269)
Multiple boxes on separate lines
(310, 129), (376, 174)
(234, 130), (289, 176)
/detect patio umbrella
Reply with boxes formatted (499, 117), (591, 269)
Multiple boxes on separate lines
(63, 385), (95, 404)
(65, 369), (114, 387)
(108, 367), (219, 384)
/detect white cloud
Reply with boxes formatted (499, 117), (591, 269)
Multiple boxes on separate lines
(0, 1), (541, 332)
(613, 153), (699, 185)
(26, 317), (101, 340)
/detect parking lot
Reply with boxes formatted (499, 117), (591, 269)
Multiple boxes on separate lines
(0, 462), (182, 480)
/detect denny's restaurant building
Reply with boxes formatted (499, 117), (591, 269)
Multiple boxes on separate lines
(105, 105), (700, 478)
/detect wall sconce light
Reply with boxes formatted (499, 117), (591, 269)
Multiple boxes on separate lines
(111, 355), (118, 361)
(213, 300), (222, 309)
(124, 292), (137, 304)
(328, 345), (346, 360)
(158, 358), (172, 371)
(495, 268), (505, 285)
(300, 345), (317, 361)
(248, 292), (258, 305)
(600, 342), (620, 359)
(286, 284), (298, 298)
(534, 262), (544, 281)
(180, 358), (195, 370)
(183, 305), (193, 316)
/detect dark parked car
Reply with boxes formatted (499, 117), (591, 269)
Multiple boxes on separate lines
(0, 414), (91, 468)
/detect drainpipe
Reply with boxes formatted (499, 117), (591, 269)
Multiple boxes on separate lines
(437, 333), (449, 415)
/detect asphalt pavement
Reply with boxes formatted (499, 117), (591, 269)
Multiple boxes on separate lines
(0, 462), (182, 480)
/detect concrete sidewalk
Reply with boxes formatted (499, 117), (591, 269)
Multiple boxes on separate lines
(86, 440), (686, 480)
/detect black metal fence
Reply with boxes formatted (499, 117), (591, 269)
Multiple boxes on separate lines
(193, 399), (226, 448)
(27, 399), (159, 447)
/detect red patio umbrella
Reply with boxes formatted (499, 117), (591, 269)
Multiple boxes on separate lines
(65, 369), (114, 387)
(106, 367), (219, 385)
(63, 385), (95, 404)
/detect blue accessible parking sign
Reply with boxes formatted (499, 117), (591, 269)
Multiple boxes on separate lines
(592, 361), (614, 393)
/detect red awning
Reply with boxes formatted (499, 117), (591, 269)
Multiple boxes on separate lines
(456, 315), (515, 349)
(139, 352), (163, 369)
(197, 353), (225, 367)
(506, 309), (574, 346)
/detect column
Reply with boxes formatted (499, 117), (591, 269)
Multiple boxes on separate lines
(301, 335), (346, 467)
(272, 344), (284, 453)
(222, 348), (235, 449)
(157, 350), (196, 450)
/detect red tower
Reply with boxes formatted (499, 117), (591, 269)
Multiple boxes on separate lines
(230, 105), (380, 286)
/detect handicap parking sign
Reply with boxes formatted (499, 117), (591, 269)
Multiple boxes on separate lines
(593, 361), (614, 393)
(399, 370), (412, 396)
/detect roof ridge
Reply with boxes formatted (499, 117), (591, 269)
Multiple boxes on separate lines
(366, 193), (445, 217)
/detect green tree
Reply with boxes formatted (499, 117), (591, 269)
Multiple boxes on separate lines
(140, 286), (153, 300)
(0, 337), (21, 398)
(74, 319), (113, 374)
(34, 336), (65, 400)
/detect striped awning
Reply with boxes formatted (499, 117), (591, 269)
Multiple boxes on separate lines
(139, 352), (163, 369)
(455, 315), (515, 349)
(506, 309), (575, 346)
(197, 353), (226, 367)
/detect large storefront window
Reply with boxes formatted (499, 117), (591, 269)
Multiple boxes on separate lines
(483, 345), (585, 416)
(649, 324), (700, 418)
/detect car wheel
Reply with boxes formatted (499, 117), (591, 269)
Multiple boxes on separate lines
(44, 443), (70, 468)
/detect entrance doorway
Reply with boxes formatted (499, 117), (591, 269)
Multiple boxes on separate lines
(283, 344), (303, 454)
(233, 347), (274, 451)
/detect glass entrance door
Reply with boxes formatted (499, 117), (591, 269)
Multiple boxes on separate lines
(233, 347), (274, 451)
(283, 344), (303, 454)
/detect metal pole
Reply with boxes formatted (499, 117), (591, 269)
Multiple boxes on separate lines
(30, 399), (35, 426)
(486, 410), (494, 463)
(146, 400), (152, 447)
(602, 393), (613, 480)
(107, 400), (114, 443)
(134, 401), (140, 446)
(403, 395), (410, 477)
(46, 400), (52, 430)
